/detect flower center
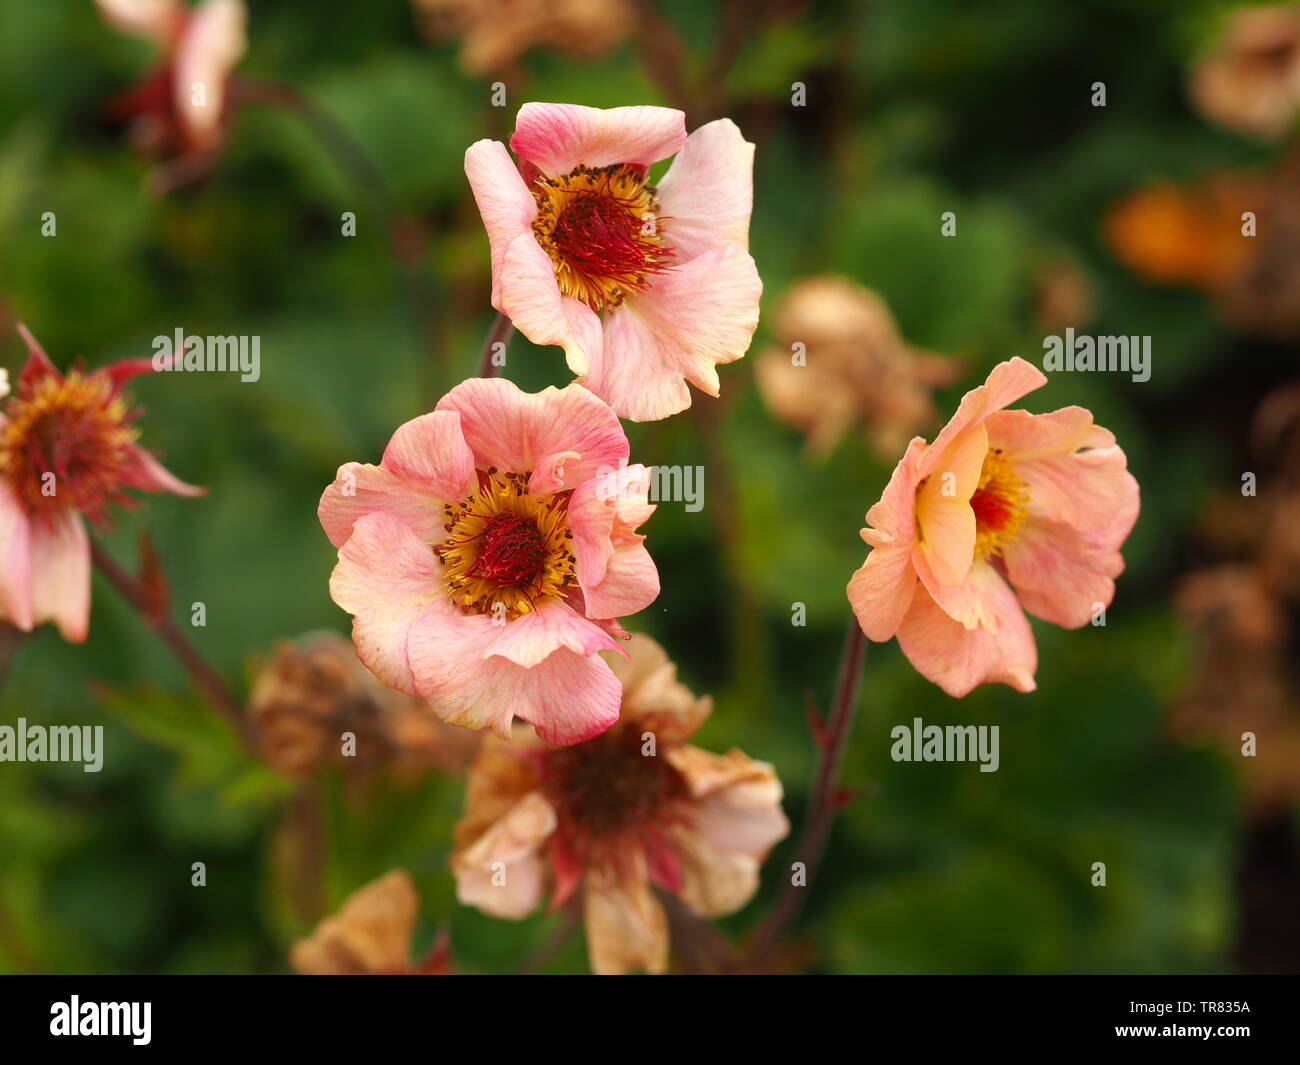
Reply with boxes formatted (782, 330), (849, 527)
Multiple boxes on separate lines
(539, 724), (689, 873)
(435, 468), (576, 618)
(0, 370), (137, 521)
(971, 448), (1029, 559)
(531, 163), (674, 312)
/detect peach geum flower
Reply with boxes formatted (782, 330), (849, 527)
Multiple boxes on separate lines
(96, 0), (247, 160)
(465, 103), (761, 421)
(451, 634), (789, 975)
(847, 357), (1139, 697)
(0, 324), (202, 642)
(318, 378), (659, 746)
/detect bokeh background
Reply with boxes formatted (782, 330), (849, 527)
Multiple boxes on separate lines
(1, 0), (1298, 974)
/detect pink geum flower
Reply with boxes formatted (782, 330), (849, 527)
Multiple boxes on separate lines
(465, 103), (762, 421)
(0, 324), (204, 643)
(846, 357), (1140, 697)
(96, 0), (247, 160)
(317, 378), (660, 746)
(451, 633), (789, 976)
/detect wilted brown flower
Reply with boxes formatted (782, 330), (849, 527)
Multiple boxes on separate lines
(1170, 381), (1300, 811)
(413, 0), (633, 76)
(450, 634), (789, 975)
(247, 631), (478, 779)
(1189, 2), (1300, 139)
(290, 870), (451, 974)
(755, 276), (959, 460)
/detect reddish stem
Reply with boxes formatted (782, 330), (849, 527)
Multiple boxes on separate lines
(747, 619), (866, 968)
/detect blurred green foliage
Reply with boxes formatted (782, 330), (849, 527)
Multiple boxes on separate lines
(0, 0), (1288, 974)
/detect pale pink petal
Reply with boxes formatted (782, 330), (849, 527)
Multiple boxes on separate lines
(896, 561), (1037, 697)
(509, 103), (686, 176)
(435, 377), (628, 488)
(119, 445), (205, 497)
(453, 791), (556, 919)
(328, 511), (446, 695)
(512, 649), (622, 745)
(173, 0), (246, 151)
(319, 462), (444, 549)
(0, 485), (34, 631)
(319, 411), (474, 548)
(494, 233), (595, 371)
(380, 410), (477, 501)
(409, 624), (621, 745)
(581, 543), (659, 620)
(656, 118), (754, 262)
(586, 245), (761, 421)
(527, 450), (581, 496)
(917, 357), (1046, 480)
(484, 601), (619, 669)
(406, 609), (517, 737)
(913, 422), (986, 588)
(95, 0), (184, 42)
(583, 857), (669, 976)
(464, 139), (539, 305)
(567, 464), (658, 617)
(1002, 515), (1127, 629)
(30, 511), (91, 643)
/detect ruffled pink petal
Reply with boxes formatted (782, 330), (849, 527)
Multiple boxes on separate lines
(917, 357), (1046, 480)
(119, 445), (206, 497)
(0, 485), (34, 631)
(656, 118), (754, 263)
(586, 244), (761, 421)
(464, 139), (539, 305)
(1002, 515), (1127, 629)
(494, 234), (602, 375)
(435, 377), (628, 488)
(896, 560), (1037, 697)
(318, 411), (475, 549)
(484, 601), (619, 669)
(581, 543), (659, 620)
(380, 410), (477, 500)
(318, 463), (441, 549)
(95, 0), (184, 41)
(328, 511), (446, 695)
(512, 648), (622, 744)
(509, 103), (686, 177)
(527, 450), (581, 496)
(30, 511), (91, 643)
(173, 0), (246, 151)
(453, 791), (556, 919)
(408, 617), (621, 744)
(567, 463), (656, 591)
